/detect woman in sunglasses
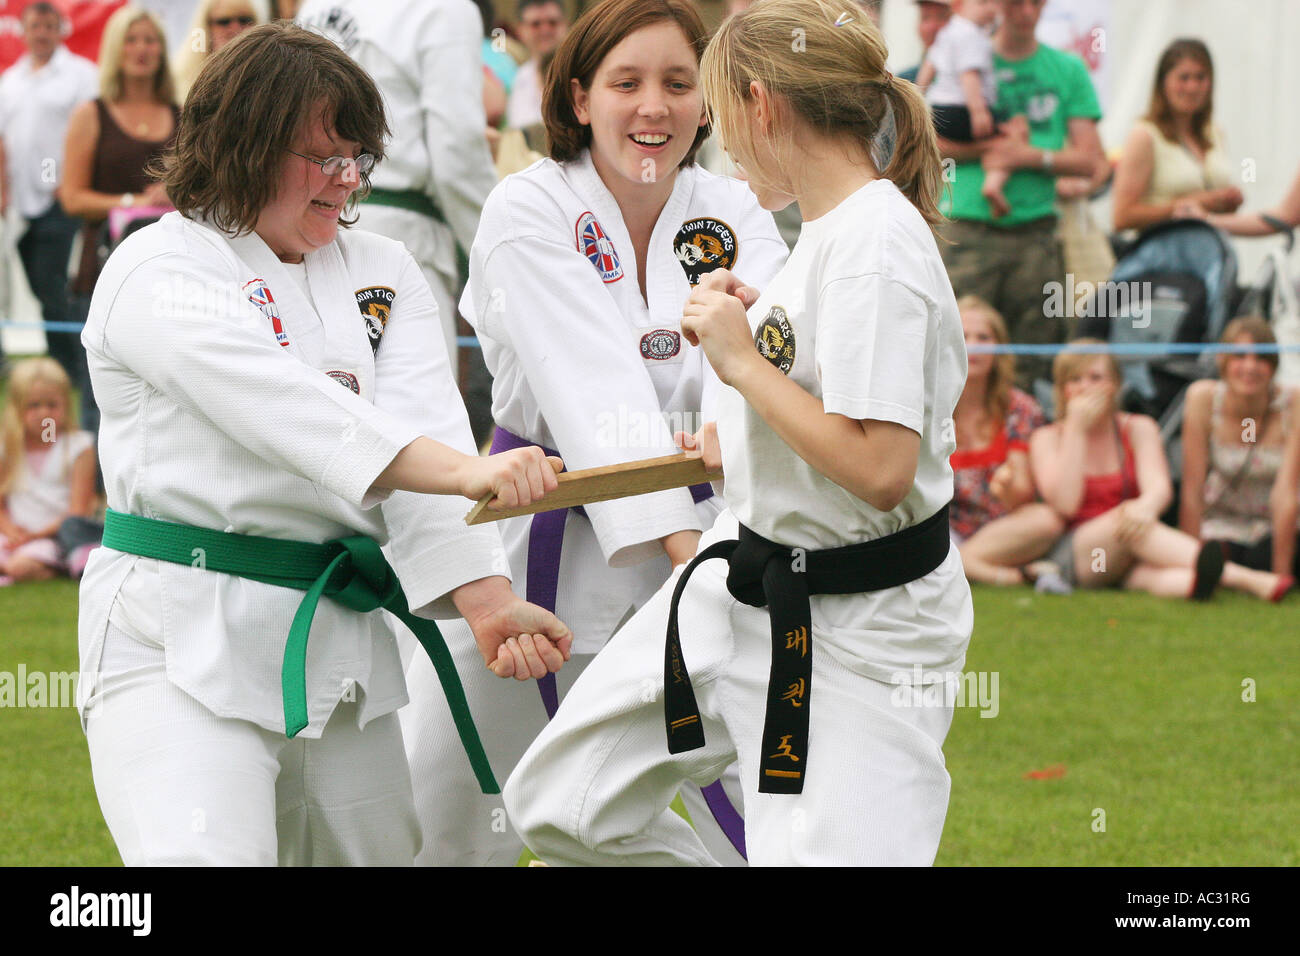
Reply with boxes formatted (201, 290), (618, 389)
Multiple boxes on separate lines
(173, 0), (270, 103)
(76, 23), (572, 866)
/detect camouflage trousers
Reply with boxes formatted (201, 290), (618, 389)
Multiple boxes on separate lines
(940, 216), (1066, 392)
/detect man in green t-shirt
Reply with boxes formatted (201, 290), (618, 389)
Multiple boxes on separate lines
(938, 0), (1105, 390)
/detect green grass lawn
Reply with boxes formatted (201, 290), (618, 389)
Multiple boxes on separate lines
(0, 579), (1295, 866)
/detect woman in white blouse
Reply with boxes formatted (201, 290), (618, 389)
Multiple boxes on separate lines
(1112, 38), (1243, 233)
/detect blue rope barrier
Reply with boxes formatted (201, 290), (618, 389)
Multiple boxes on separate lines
(4, 319), (1296, 357)
(966, 342), (1300, 356)
(0, 319), (485, 350)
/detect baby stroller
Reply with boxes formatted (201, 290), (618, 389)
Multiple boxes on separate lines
(1234, 216), (1299, 387)
(1075, 218), (1239, 484)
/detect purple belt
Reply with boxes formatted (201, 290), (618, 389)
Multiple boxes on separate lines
(489, 428), (714, 696)
(488, 426), (745, 858)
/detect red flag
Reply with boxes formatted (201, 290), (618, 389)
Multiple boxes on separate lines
(0, 0), (127, 72)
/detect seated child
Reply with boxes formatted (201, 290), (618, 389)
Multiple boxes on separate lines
(0, 358), (98, 584)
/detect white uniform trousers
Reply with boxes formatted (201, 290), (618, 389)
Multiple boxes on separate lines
(503, 530), (957, 867)
(87, 622), (421, 866)
(352, 203), (459, 378)
(399, 618), (748, 867)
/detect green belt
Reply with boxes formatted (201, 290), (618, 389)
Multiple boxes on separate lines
(362, 187), (445, 223)
(102, 509), (499, 794)
(361, 187), (469, 288)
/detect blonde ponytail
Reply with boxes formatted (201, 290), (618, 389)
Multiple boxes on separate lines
(879, 74), (944, 227)
(701, 0), (944, 229)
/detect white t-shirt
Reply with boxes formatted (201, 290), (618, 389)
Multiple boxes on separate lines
(506, 58), (543, 129)
(924, 14), (997, 109)
(716, 178), (972, 681)
(4, 428), (93, 531)
(0, 46), (98, 217)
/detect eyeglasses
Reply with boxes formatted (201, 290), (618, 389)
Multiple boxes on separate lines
(211, 16), (256, 28)
(287, 149), (376, 178)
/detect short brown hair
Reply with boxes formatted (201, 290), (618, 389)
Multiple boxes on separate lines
(157, 22), (388, 235)
(543, 0), (708, 167)
(1216, 315), (1278, 377)
(1052, 338), (1121, 420)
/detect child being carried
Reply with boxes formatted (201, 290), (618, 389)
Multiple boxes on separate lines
(917, 0), (1025, 217)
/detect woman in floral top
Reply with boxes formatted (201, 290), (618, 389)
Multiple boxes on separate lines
(1181, 316), (1300, 578)
(951, 296), (1067, 587)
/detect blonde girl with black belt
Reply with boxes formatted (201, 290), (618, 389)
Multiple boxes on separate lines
(504, 0), (974, 866)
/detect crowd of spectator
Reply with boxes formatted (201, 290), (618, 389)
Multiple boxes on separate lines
(0, 0), (1296, 603)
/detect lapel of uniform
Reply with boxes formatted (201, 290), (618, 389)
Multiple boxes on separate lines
(567, 150), (634, 295)
(222, 228), (325, 365)
(649, 163), (695, 314)
(304, 237), (376, 402)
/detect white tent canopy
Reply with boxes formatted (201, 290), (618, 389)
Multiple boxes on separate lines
(881, 0), (1300, 281)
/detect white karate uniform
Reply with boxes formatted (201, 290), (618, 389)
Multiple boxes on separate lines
(400, 150), (789, 865)
(503, 178), (975, 866)
(78, 211), (506, 865)
(297, 0), (499, 375)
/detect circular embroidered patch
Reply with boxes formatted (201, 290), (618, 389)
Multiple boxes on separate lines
(674, 217), (737, 285)
(639, 328), (682, 360)
(355, 286), (395, 356)
(754, 305), (795, 374)
(326, 370), (361, 393)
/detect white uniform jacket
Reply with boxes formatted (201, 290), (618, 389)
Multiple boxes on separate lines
(77, 212), (505, 737)
(462, 151), (789, 652)
(296, 0), (496, 268)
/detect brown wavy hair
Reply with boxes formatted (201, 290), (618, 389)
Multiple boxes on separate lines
(155, 22), (387, 235)
(543, 0), (709, 167)
(1144, 38), (1215, 154)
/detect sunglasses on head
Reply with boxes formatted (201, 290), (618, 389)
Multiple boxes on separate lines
(211, 15), (255, 28)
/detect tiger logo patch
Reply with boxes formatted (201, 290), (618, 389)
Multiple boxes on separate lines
(355, 286), (395, 356)
(674, 217), (737, 285)
(754, 305), (795, 374)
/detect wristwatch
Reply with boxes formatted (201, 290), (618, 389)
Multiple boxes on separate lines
(1041, 150), (1055, 172)
(120, 192), (136, 208)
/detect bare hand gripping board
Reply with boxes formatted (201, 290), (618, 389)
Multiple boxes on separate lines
(465, 454), (723, 525)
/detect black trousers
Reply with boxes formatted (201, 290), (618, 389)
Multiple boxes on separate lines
(17, 202), (96, 433)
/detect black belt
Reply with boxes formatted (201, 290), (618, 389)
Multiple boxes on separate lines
(664, 503), (952, 794)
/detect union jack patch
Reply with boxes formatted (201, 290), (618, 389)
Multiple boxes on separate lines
(243, 278), (288, 347)
(575, 211), (623, 283)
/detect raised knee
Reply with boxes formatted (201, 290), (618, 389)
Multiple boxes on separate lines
(1027, 503), (1068, 535)
(502, 768), (565, 862)
(6, 556), (53, 581)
